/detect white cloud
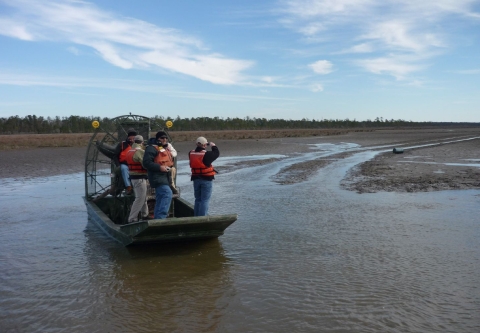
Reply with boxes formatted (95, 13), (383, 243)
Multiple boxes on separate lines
(357, 57), (422, 79)
(282, 0), (480, 26)
(67, 46), (79, 55)
(298, 22), (325, 36)
(362, 21), (422, 51)
(349, 43), (374, 53)
(90, 42), (133, 69)
(282, 0), (374, 18)
(338, 43), (374, 54)
(0, 71), (298, 102)
(395, 0), (479, 17)
(279, 0), (479, 80)
(140, 51), (252, 85)
(311, 83), (324, 92)
(0, 17), (34, 40)
(0, 0), (253, 85)
(362, 21), (445, 52)
(309, 60), (333, 74)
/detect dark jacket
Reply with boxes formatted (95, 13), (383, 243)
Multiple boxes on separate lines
(143, 140), (170, 188)
(190, 145), (219, 181)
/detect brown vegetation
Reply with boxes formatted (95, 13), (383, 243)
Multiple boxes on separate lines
(0, 133), (93, 150)
(0, 128), (372, 150)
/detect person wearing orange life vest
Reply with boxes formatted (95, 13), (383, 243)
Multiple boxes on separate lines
(113, 128), (137, 195)
(142, 131), (177, 219)
(125, 135), (151, 223)
(189, 136), (219, 216)
(154, 133), (178, 194)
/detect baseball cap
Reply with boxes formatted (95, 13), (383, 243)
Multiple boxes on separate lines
(196, 136), (208, 145)
(156, 131), (168, 139)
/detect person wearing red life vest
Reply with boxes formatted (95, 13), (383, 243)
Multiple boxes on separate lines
(189, 136), (219, 216)
(154, 134), (178, 194)
(113, 128), (136, 195)
(125, 135), (151, 223)
(142, 131), (177, 219)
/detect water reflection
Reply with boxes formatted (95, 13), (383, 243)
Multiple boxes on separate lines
(82, 220), (234, 332)
(398, 161), (480, 167)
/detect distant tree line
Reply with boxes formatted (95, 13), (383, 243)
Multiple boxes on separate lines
(0, 114), (478, 134)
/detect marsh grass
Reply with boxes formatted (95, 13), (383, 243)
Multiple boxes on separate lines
(0, 133), (94, 150)
(0, 128), (372, 150)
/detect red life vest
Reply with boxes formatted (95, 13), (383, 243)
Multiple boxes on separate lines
(154, 146), (174, 167)
(125, 148), (147, 174)
(118, 141), (131, 163)
(189, 150), (215, 176)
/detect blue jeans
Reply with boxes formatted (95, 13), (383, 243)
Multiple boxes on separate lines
(154, 185), (172, 219)
(120, 164), (131, 188)
(193, 179), (213, 216)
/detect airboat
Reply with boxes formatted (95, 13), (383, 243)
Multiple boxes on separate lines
(83, 114), (237, 246)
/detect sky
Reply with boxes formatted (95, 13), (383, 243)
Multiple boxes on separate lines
(0, 0), (479, 122)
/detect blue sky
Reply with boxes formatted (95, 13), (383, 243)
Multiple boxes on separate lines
(1, 0), (479, 122)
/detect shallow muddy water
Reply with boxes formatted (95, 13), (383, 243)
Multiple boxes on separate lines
(1, 146), (479, 333)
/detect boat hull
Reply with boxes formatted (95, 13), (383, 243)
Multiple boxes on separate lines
(84, 197), (237, 246)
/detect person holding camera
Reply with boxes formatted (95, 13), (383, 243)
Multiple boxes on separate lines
(143, 131), (176, 219)
(189, 136), (219, 216)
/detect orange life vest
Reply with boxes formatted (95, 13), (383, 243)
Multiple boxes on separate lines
(154, 146), (174, 167)
(189, 150), (215, 176)
(125, 148), (147, 174)
(118, 141), (131, 163)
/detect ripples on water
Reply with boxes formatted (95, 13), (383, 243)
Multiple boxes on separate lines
(0, 144), (479, 333)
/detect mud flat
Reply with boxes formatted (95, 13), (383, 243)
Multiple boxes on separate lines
(342, 138), (480, 193)
(1, 128), (479, 193)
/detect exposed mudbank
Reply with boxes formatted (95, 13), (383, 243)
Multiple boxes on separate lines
(342, 139), (480, 193)
(272, 151), (356, 185)
(1, 129), (479, 194)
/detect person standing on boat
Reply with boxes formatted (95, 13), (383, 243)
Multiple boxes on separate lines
(143, 131), (175, 219)
(113, 128), (136, 195)
(189, 136), (219, 216)
(153, 132), (179, 195)
(125, 135), (150, 223)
